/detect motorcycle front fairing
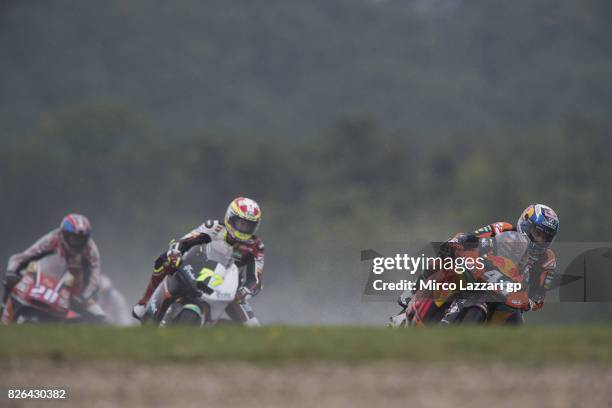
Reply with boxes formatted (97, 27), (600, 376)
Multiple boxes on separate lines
(2, 255), (74, 324)
(178, 245), (239, 323)
(446, 231), (531, 324)
(198, 262), (239, 321)
(144, 245), (240, 325)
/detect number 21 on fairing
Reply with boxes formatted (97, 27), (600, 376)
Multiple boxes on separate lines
(30, 285), (59, 303)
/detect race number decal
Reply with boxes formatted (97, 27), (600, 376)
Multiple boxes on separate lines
(197, 268), (224, 287)
(482, 269), (504, 283)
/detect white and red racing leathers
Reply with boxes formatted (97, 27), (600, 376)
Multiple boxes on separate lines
(4, 229), (101, 303)
(137, 220), (264, 325)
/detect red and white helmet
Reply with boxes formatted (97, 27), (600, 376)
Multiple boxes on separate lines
(224, 197), (261, 242)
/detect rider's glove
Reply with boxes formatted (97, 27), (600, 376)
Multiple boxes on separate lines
(2, 272), (19, 305)
(3, 271), (19, 292)
(132, 304), (146, 321)
(166, 248), (182, 268)
(4, 271), (19, 286)
(154, 248), (183, 274)
(439, 233), (479, 259)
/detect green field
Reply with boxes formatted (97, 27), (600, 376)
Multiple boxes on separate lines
(1, 325), (612, 365)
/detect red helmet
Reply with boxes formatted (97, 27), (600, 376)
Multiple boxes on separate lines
(60, 214), (92, 253)
(224, 197), (261, 242)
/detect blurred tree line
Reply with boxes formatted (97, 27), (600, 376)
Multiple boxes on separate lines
(1, 0), (612, 136)
(1, 104), (610, 257)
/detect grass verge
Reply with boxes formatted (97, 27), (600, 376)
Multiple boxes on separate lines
(1, 325), (611, 365)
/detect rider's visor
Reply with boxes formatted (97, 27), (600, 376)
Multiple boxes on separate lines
(63, 231), (89, 251)
(532, 225), (555, 243)
(229, 216), (259, 235)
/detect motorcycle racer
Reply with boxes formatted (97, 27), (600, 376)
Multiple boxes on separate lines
(2, 214), (104, 318)
(394, 204), (559, 326)
(133, 197), (264, 326)
(515, 204), (559, 311)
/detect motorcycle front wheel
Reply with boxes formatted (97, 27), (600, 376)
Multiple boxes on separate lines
(460, 307), (487, 324)
(173, 307), (203, 326)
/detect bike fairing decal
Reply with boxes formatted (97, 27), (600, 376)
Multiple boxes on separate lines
(196, 267), (224, 287)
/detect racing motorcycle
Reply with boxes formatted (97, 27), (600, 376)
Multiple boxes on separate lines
(142, 245), (240, 326)
(440, 230), (530, 325)
(2, 254), (74, 324)
(390, 231), (530, 327)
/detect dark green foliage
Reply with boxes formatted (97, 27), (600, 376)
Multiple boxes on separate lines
(1, 108), (610, 258)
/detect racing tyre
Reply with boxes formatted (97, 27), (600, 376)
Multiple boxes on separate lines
(461, 307), (487, 324)
(174, 308), (202, 326)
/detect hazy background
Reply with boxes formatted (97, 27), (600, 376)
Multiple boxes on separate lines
(1, 0), (611, 324)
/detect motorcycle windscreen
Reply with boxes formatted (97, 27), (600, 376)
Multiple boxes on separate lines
(491, 231), (530, 265)
(35, 254), (70, 281)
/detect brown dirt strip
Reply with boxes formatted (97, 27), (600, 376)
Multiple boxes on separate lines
(2, 361), (611, 408)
